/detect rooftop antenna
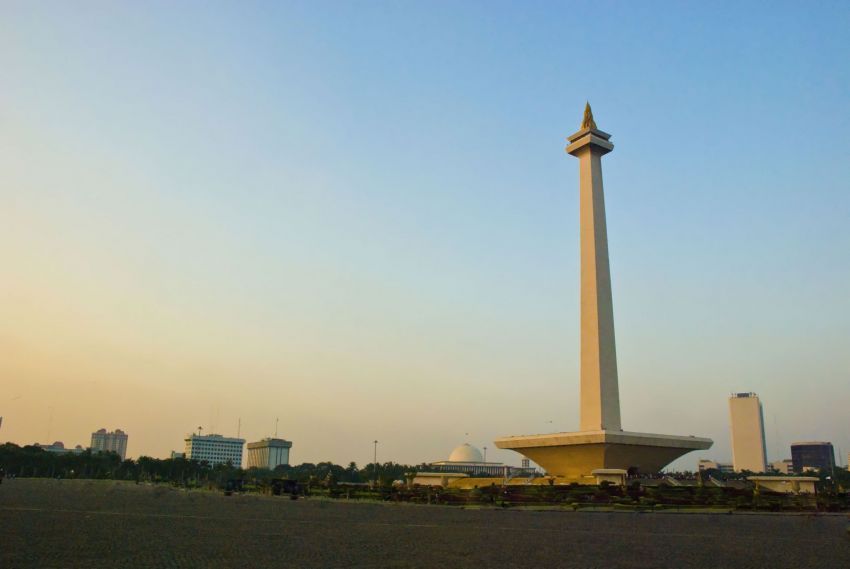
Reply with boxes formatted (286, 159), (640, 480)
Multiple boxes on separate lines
(275, 417), (279, 437)
(237, 417), (241, 438)
(198, 426), (203, 436)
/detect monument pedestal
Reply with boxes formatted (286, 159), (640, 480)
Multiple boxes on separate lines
(495, 430), (713, 479)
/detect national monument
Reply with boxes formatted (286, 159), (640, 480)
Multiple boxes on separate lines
(494, 105), (712, 479)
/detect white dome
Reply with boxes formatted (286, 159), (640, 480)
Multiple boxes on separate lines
(448, 443), (484, 463)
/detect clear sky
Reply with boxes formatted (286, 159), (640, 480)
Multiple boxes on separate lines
(1, 1), (848, 470)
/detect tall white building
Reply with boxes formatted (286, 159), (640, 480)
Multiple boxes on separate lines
(246, 438), (292, 469)
(184, 434), (245, 467)
(90, 428), (129, 460)
(728, 392), (767, 473)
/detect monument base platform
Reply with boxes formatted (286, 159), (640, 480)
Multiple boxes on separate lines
(494, 430), (713, 478)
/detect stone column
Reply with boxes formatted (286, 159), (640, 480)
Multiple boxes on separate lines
(566, 103), (621, 432)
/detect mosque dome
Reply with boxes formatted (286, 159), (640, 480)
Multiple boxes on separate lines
(448, 443), (484, 463)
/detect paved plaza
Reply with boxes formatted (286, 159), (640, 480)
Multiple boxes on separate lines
(1, 480), (849, 568)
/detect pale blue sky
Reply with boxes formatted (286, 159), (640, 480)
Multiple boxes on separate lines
(1, 1), (848, 469)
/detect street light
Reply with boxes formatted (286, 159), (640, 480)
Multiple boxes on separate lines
(373, 440), (379, 485)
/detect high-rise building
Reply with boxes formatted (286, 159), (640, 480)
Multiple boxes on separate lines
(90, 428), (129, 460)
(790, 441), (835, 473)
(246, 438), (292, 470)
(728, 393), (767, 473)
(184, 434), (245, 467)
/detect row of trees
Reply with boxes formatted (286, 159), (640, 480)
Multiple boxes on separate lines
(699, 465), (850, 490)
(269, 461), (414, 485)
(0, 443), (419, 486)
(5, 442), (845, 500)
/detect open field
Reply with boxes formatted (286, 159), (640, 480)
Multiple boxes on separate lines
(1, 479), (849, 568)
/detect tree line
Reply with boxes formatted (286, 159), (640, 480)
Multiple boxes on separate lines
(0, 443), (419, 486)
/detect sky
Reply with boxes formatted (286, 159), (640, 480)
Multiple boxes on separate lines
(1, 1), (848, 470)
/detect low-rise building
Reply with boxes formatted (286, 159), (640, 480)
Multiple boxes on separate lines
(697, 459), (733, 473)
(35, 441), (85, 455)
(246, 438), (292, 470)
(770, 459), (793, 475)
(748, 476), (819, 495)
(425, 443), (536, 478)
(411, 472), (468, 487)
(184, 434), (245, 467)
(90, 428), (128, 460)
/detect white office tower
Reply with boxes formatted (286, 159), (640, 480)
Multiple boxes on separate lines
(90, 428), (129, 460)
(246, 438), (292, 469)
(184, 434), (245, 467)
(728, 393), (767, 473)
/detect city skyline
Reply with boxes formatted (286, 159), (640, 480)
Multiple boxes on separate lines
(1, 2), (849, 469)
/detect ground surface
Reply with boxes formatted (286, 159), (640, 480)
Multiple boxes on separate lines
(1, 479), (849, 568)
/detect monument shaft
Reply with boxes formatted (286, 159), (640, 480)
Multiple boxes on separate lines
(567, 107), (621, 431)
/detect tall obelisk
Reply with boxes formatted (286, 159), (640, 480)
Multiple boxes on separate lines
(495, 106), (712, 477)
(566, 103), (621, 432)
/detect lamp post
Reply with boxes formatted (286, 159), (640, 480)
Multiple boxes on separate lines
(373, 440), (379, 485)
(483, 446), (488, 462)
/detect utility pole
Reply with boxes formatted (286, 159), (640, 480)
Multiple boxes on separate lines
(47, 406), (54, 441)
(373, 440), (379, 484)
